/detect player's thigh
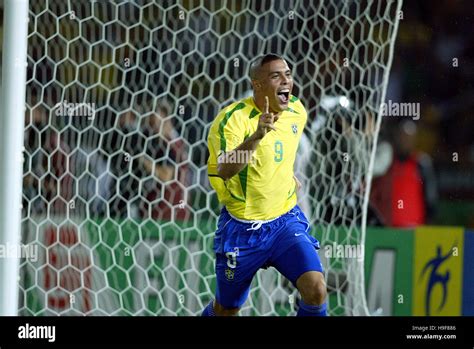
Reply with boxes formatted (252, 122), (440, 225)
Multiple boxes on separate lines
(214, 251), (264, 309)
(270, 241), (323, 286)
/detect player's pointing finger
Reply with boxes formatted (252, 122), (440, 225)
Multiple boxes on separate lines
(264, 96), (269, 114)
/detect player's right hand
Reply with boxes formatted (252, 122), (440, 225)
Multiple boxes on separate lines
(255, 96), (279, 139)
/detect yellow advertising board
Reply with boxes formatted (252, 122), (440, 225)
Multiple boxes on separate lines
(412, 226), (464, 316)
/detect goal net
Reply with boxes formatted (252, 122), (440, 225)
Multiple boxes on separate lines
(19, 0), (402, 315)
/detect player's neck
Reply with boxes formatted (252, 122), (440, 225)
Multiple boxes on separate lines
(252, 96), (263, 111)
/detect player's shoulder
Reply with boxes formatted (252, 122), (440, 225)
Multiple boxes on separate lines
(213, 97), (253, 124)
(288, 94), (307, 115)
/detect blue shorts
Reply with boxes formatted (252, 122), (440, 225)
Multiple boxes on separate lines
(213, 205), (323, 309)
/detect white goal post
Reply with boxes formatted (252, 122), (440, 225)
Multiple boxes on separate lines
(0, 0), (29, 316)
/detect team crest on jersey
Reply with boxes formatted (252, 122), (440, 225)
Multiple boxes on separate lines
(291, 123), (298, 134)
(225, 268), (234, 281)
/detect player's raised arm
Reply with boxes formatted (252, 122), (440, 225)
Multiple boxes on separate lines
(217, 96), (277, 180)
(254, 96), (278, 138)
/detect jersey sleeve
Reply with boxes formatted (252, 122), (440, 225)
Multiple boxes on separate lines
(207, 106), (248, 176)
(217, 106), (248, 153)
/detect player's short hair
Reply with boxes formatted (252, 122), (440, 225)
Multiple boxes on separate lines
(249, 53), (285, 80)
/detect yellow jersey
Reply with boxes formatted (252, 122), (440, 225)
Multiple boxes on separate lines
(207, 95), (307, 220)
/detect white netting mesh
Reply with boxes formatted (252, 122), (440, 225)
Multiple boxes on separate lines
(20, 0), (402, 315)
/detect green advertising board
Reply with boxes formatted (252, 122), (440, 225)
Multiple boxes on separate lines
(364, 227), (414, 316)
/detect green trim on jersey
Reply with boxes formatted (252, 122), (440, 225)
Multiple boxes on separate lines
(289, 95), (299, 103)
(287, 107), (299, 114)
(219, 102), (246, 151)
(237, 134), (251, 198)
(249, 108), (260, 119)
(225, 184), (246, 202)
(238, 166), (248, 198)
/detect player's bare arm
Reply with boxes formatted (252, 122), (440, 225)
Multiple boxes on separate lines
(294, 175), (302, 191)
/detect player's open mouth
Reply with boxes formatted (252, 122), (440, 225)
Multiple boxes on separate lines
(277, 89), (290, 104)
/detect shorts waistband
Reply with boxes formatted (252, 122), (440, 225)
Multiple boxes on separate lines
(224, 205), (299, 231)
(226, 210), (282, 225)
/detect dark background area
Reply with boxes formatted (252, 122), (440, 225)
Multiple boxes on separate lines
(384, 0), (474, 226)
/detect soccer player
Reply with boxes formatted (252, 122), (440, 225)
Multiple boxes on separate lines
(203, 54), (327, 316)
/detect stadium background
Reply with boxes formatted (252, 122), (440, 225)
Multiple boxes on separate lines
(0, 0), (472, 316)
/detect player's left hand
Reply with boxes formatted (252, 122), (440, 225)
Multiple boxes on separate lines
(294, 175), (302, 191)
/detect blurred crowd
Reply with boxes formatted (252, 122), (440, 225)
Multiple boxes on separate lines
(23, 101), (191, 222)
(383, 1), (474, 200)
(371, 1), (474, 227)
